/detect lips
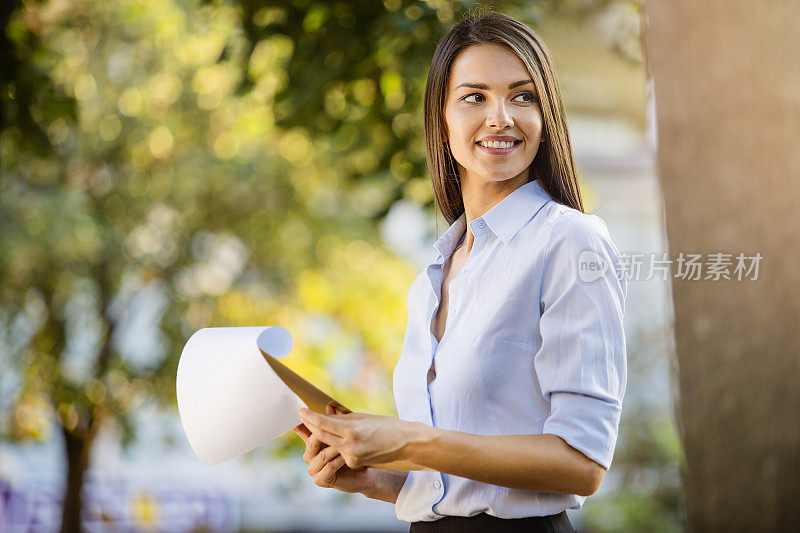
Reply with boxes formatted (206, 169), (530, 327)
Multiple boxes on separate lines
(476, 140), (522, 155)
(477, 137), (521, 143)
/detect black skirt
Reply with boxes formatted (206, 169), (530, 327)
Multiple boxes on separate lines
(409, 510), (575, 532)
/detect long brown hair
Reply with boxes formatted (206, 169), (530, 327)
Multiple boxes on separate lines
(424, 11), (584, 224)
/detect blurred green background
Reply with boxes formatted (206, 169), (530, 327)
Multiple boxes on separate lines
(0, 0), (683, 531)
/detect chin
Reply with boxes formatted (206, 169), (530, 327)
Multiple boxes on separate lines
(483, 168), (530, 182)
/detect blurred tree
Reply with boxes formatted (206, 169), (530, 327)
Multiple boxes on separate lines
(644, 0), (800, 529)
(0, 0), (478, 529)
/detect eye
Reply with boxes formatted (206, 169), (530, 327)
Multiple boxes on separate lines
(512, 92), (537, 103)
(461, 93), (485, 103)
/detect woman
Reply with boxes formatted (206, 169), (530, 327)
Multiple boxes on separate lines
(294, 11), (626, 532)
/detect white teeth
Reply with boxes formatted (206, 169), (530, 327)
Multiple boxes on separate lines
(480, 140), (516, 149)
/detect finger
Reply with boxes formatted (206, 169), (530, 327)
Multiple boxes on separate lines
(293, 423), (311, 443)
(325, 404), (336, 415)
(299, 408), (345, 437)
(327, 400), (352, 415)
(303, 434), (326, 463)
(305, 421), (344, 448)
(314, 455), (347, 487)
(307, 446), (340, 476)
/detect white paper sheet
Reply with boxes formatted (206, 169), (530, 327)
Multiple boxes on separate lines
(176, 326), (306, 466)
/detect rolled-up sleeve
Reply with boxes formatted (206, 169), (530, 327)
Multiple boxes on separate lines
(534, 212), (627, 469)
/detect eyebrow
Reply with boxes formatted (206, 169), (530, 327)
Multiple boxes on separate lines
(455, 79), (535, 90)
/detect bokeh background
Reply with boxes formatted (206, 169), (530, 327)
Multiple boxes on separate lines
(0, 0), (684, 531)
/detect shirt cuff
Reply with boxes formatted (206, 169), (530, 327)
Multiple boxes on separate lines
(542, 391), (622, 469)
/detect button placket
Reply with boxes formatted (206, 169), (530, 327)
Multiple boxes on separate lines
(448, 280), (460, 319)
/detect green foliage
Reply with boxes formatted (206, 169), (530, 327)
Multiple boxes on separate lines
(0, 0), (471, 444)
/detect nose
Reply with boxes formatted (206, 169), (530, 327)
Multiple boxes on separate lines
(485, 99), (514, 129)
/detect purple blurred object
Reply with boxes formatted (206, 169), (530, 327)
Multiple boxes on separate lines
(0, 475), (233, 532)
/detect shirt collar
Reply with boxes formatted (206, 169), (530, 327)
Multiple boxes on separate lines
(433, 179), (552, 257)
(481, 178), (552, 245)
(433, 212), (467, 259)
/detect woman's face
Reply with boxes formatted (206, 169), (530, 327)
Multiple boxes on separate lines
(443, 43), (544, 186)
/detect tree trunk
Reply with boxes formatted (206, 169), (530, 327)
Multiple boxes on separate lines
(60, 419), (99, 533)
(643, 0), (800, 530)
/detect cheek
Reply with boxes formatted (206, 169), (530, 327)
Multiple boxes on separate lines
(444, 111), (462, 142)
(444, 105), (480, 139)
(443, 117), (473, 162)
(525, 111), (544, 139)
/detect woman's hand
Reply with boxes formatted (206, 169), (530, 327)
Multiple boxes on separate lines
(292, 404), (373, 493)
(298, 407), (420, 469)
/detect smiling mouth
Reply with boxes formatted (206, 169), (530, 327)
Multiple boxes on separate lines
(476, 140), (522, 154)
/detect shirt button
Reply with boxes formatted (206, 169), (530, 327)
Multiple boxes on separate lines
(477, 220), (486, 229)
(433, 480), (442, 489)
(448, 308), (455, 317)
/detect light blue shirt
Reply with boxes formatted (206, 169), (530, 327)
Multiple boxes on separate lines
(392, 178), (627, 522)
